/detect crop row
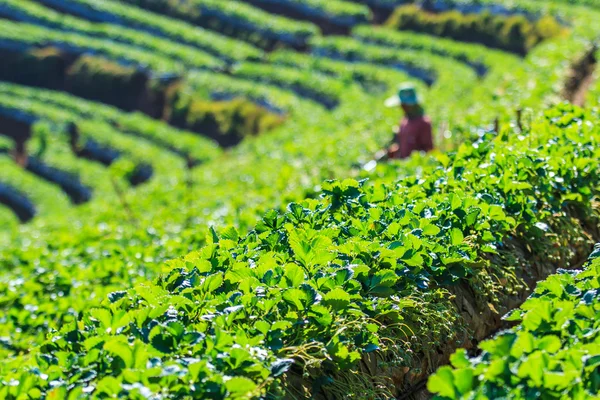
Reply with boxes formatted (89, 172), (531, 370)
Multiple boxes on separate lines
(35, 0), (262, 62)
(0, 83), (221, 165)
(1, 104), (599, 399)
(0, 154), (71, 222)
(244, 0), (371, 29)
(0, 0), (225, 70)
(0, 19), (196, 74)
(0, 30), (293, 146)
(232, 62), (356, 110)
(310, 35), (478, 87)
(385, 4), (564, 55)
(116, 0), (319, 49)
(0, 93), (187, 184)
(422, 0), (600, 15)
(267, 50), (413, 94)
(429, 243), (600, 398)
(352, 25), (521, 77)
(0, 118), (127, 203)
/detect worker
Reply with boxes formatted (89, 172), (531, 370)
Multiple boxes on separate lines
(384, 84), (433, 159)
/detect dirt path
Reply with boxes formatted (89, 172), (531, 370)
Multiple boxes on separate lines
(564, 46), (597, 106)
(572, 68), (597, 106)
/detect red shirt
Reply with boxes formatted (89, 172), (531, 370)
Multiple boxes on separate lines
(393, 116), (434, 159)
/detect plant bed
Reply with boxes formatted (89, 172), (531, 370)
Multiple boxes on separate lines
(25, 157), (92, 205)
(428, 242), (600, 399)
(3, 105), (600, 399)
(385, 4), (564, 56)
(243, 0), (371, 35)
(164, 90), (286, 148)
(118, 0), (319, 51)
(36, 0), (263, 63)
(0, 182), (36, 223)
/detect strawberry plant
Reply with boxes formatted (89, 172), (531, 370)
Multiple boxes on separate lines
(429, 243), (600, 399)
(2, 104), (600, 399)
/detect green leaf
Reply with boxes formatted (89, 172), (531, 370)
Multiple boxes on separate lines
(450, 228), (464, 246)
(427, 366), (456, 398)
(453, 368), (474, 394)
(450, 349), (471, 369)
(149, 325), (176, 353)
(284, 263), (305, 287)
(450, 193), (462, 210)
(465, 209), (480, 227)
(95, 376), (121, 396)
(202, 273), (224, 293)
(403, 253), (424, 267)
(254, 321), (270, 335)
(334, 267), (354, 285)
(308, 304), (333, 326)
(516, 351), (546, 386)
(209, 226), (219, 244)
(221, 226), (239, 241)
(373, 269), (397, 287)
(104, 339), (133, 368)
(422, 224), (441, 236)
(225, 376), (257, 395)
(90, 308), (112, 329)
(283, 288), (308, 311)
(323, 288), (351, 311)
(536, 335), (561, 353)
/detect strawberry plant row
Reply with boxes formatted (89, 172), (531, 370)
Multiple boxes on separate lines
(352, 25), (521, 77)
(35, 0), (263, 62)
(117, 0), (320, 50)
(0, 20), (208, 74)
(0, 82), (221, 165)
(2, 104), (599, 399)
(0, 155), (71, 222)
(0, 0), (226, 71)
(267, 49), (414, 94)
(244, 0), (371, 28)
(0, 94), (187, 186)
(232, 62), (357, 110)
(384, 4), (563, 55)
(422, 0), (598, 16)
(3, 120), (131, 204)
(429, 243), (600, 399)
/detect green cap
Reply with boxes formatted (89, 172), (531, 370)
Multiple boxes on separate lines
(385, 83), (420, 107)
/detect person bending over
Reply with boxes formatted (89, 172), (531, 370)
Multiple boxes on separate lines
(385, 84), (433, 159)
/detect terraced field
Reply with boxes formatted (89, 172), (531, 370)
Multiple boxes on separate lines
(0, 0), (599, 399)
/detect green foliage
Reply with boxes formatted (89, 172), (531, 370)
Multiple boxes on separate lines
(66, 55), (149, 112)
(119, 0), (319, 49)
(0, 47), (66, 89)
(428, 244), (600, 399)
(0, 82), (220, 164)
(248, 0), (371, 27)
(386, 5), (564, 55)
(2, 105), (600, 398)
(2, 0), (231, 66)
(167, 93), (285, 147)
(1, 1), (600, 398)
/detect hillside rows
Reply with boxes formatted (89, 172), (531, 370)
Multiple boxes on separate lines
(0, 0), (600, 399)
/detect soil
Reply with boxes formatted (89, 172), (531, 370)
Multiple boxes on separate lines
(564, 46), (598, 107)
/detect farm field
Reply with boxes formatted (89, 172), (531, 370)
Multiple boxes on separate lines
(0, 0), (599, 399)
